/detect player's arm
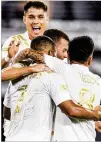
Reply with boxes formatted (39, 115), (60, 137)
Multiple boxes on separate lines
(13, 50), (66, 75)
(12, 48), (44, 64)
(1, 64), (50, 81)
(50, 74), (101, 121)
(58, 100), (101, 121)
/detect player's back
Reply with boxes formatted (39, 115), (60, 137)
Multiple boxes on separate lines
(53, 63), (101, 141)
(66, 64), (101, 108)
(6, 72), (56, 141)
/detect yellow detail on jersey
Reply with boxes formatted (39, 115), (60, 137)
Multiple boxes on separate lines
(24, 41), (30, 46)
(2, 48), (8, 51)
(12, 35), (29, 47)
(15, 85), (28, 113)
(39, 72), (43, 76)
(47, 70), (53, 74)
(79, 73), (99, 85)
(78, 88), (95, 110)
(17, 85), (27, 91)
(60, 84), (68, 91)
(15, 105), (20, 113)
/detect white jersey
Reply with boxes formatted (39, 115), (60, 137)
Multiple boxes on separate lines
(2, 31), (31, 59)
(45, 54), (101, 141)
(5, 71), (70, 141)
(3, 31), (31, 107)
(3, 62), (32, 108)
(2, 32), (31, 137)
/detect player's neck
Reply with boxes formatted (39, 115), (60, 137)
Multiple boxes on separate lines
(70, 61), (89, 67)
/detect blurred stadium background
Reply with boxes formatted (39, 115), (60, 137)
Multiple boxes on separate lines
(1, 1), (101, 141)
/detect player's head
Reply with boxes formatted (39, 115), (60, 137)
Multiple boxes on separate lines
(68, 36), (94, 66)
(44, 29), (69, 60)
(23, 1), (49, 40)
(31, 35), (56, 56)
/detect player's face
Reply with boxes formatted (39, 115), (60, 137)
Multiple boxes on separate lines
(56, 38), (69, 60)
(23, 7), (49, 40)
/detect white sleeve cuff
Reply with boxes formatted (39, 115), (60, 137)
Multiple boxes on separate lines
(55, 91), (71, 106)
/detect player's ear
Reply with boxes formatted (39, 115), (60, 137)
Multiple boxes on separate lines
(88, 56), (92, 66)
(48, 50), (54, 56)
(23, 16), (26, 25)
(45, 14), (49, 24)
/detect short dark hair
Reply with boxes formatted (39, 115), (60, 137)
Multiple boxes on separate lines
(44, 29), (69, 43)
(31, 35), (55, 52)
(24, 1), (47, 14)
(68, 36), (94, 63)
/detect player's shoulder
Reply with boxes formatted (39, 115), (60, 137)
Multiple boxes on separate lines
(11, 32), (26, 41)
(90, 71), (101, 79)
(9, 31), (27, 41)
(89, 71), (101, 85)
(37, 71), (63, 81)
(45, 72), (64, 82)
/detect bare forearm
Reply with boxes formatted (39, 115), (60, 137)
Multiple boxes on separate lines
(70, 106), (100, 121)
(13, 49), (44, 64)
(1, 67), (33, 81)
(59, 100), (101, 121)
(13, 50), (28, 63)
(27, 50), (44, 63)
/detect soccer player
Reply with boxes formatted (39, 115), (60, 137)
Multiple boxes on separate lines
(2, 29), (69, 81)
(1, 1), (49, 138)
(1, 1), (49, 69)
(44, 29), (69, 60)
(5, 35), (101, 141)
(2, 29), (69, 138)
(44, 36), (101, 141)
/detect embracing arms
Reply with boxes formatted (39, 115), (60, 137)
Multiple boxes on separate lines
(58, 100), (101, 121)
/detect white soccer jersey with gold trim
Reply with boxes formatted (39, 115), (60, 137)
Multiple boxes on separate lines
(45, 54), (101, 141)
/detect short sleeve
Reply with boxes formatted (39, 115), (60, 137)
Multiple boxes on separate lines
(44, 54), (68, 75)
(49, 73), (71, 106)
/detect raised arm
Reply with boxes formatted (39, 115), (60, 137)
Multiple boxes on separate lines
(12, 48), (44, 64)
(1, 39), (20, 69)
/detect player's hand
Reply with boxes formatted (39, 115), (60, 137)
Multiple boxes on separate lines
(95, 121), (101, 133)
(30, 64), (52, 73)
(94, 105), (101, 111)
(94, 105), (101, 121)
(8, 40), (20, 58)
